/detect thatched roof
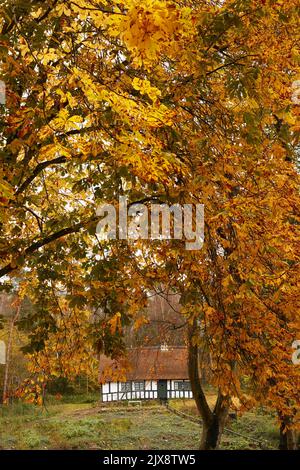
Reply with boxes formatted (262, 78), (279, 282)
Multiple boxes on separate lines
(99, 346), (189, 382)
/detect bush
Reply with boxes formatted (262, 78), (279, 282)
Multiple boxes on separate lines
(23, 431), (48, 449)
(0, 401), (40, 417)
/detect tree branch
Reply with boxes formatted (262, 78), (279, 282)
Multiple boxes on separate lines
(0, 216), (97, 279)
(16, 156), (67, 195)
(188, 319), (212, 424)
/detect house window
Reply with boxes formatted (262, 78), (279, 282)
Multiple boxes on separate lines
(133, 381), (145, 391)
(174, 381), (191, 391)
(120, 382), (131, 392)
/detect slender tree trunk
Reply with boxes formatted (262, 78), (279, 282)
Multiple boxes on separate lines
(188, 320), (230, 449)
(2, 303), (21, 404)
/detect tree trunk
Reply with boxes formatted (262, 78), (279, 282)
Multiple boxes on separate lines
(200, 414), (222, 449)
(188, 320), (230, 450)
(2, 303), (21, 404)
(279, 418), (298, 450)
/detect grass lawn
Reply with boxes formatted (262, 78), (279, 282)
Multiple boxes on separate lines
(0, 395), (279, 450)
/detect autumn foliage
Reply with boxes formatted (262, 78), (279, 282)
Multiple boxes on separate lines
(0, 0), (299, 449)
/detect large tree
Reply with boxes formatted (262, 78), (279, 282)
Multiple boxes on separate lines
(0, 0), (300, 449)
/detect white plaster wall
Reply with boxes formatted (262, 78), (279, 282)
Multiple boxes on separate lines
(151, 381), (157, 390)
(102, 380), (191, 401)
(110, 382), (118, 393)
(145, 380), (157, 390)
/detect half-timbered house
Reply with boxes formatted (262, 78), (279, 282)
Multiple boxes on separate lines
(99, 346), (192, 402)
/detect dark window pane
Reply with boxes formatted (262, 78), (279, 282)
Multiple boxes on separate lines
(121, 382), (131, 392)
(133, 381), (144, 391)
(174, 381), (191, 391)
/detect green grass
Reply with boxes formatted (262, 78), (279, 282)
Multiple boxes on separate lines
(0, 399), (279, 450)
(44, 392), (100, 405)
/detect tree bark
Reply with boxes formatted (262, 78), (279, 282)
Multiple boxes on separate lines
(279, 416), (298, 450)
(2, 303), (21, 404)
(188, 320), (230, 449)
